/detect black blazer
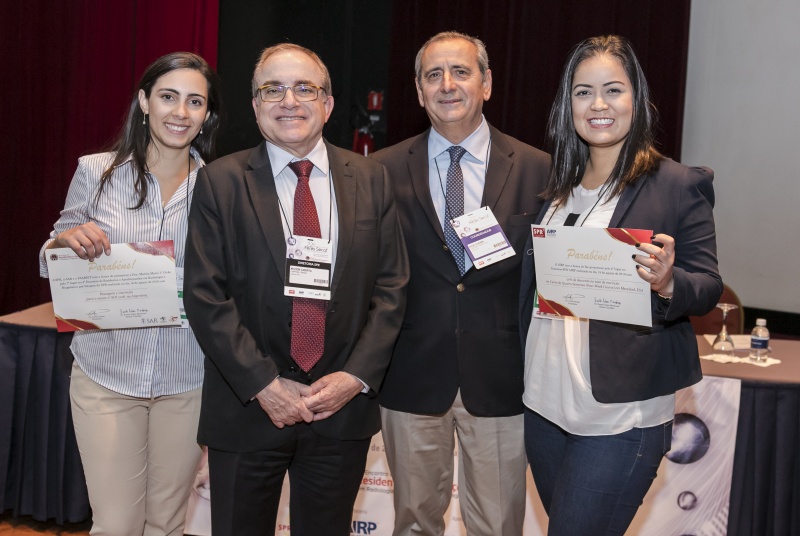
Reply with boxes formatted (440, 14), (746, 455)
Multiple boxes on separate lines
(184, 140), (409, 452)
(373, 125), (550, 417)
(519, 158), (723, 403)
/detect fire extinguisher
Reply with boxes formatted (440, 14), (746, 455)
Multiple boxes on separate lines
(352, 125), (374, 156)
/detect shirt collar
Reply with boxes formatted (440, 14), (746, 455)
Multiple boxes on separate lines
(119, 146), (204, 169)
(266, 138), (329, 178)
(428, 115), (490, 164)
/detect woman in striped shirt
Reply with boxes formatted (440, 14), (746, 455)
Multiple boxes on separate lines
(39, 52), (222, 535)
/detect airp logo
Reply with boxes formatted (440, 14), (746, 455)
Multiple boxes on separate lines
(351, 520), (378, 534)
(532, 227), (545, 238)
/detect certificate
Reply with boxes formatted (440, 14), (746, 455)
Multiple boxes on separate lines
(531, 226), (653, 326)
(45, 241), (182, 332)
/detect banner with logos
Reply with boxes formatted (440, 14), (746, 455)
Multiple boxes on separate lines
(185, 375), (739, 535)
(627, 375), (741, 535)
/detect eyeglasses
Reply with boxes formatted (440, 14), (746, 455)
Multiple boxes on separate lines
(256, 84), (325, 102)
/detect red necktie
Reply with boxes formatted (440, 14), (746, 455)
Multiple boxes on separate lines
(288, 160), (326, 371)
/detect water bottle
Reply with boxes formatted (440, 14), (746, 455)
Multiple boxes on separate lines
(749, 318), (770, 361)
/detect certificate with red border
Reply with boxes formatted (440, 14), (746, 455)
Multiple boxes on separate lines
(45, 241), (181, 332)
(531, 226), (653, 326)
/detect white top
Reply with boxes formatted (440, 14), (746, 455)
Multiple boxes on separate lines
(266, 138), (339, 274)
(427, 116), (490, 272)
(39, 151), (204, 398)
(523, 184), (675, 435)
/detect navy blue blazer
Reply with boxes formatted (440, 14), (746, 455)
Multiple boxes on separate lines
(519, 158), (723, 403)
(374, 126), (550, 416)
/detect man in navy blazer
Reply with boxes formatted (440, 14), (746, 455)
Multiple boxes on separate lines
(372, 31), (549, 536)
(184, 43), (408, 536)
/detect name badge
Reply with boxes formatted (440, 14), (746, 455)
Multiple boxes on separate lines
(284, 236), (332, 300)
(450, 206), (515, 269)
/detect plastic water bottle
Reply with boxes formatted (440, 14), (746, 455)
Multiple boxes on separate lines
(749, 318), (770, 361)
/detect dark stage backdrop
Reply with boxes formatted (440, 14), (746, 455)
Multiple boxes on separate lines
(384, 0), (691, 159)
(1, 0), (219, 315)
(214, 0), (393, 157)
(2, 0), (690, 315)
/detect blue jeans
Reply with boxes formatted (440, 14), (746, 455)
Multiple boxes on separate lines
(524, 408), (672, 536)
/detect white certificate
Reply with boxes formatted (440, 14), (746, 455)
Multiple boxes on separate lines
(45, 241), (182, 332)
(531, 226), (653, 326)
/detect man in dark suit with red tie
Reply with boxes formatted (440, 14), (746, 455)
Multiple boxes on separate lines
(372, 31), (550, 535)
(184, 43), (408, 536)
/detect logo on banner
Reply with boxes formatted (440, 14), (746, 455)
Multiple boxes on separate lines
(361, 471), (393, 495)
(351, 520), (378, 534)
(532, 227), (545, 238)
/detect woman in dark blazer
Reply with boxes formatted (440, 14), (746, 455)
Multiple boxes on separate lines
(519, 35), (722, 535)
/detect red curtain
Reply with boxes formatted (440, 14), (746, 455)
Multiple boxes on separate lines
(1, 0), (219, 315)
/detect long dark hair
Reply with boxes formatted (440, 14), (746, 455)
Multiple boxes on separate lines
(543, 35), (662, 205)
(97, 52), (222, 209)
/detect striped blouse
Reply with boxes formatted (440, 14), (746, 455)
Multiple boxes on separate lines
(39, 151), (204, 398)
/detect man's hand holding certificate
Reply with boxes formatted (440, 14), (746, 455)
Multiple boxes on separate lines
(45, 240), (181, 332)
(531, 226), (653, 327)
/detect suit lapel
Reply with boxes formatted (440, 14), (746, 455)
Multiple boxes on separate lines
(243, 143), (287, 278)
(407, 131), (447, 243)
(326, 142), (355, 296)
(482, 126), (514, 210)
(535, 200), (553, 225)
(609, 174), (647, 228)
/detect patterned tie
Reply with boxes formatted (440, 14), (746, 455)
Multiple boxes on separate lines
(444, 146), (467, 275)
(288, 160), (326, 371)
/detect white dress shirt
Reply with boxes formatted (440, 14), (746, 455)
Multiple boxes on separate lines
(266, 138), (339, 275)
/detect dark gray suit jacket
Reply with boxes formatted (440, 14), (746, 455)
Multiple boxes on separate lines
(184, 140), (408, 451)
(520, 158), (723, 403)
(373, 125), (550, 417)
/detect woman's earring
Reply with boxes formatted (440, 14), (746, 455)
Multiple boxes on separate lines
(200, 126), (203, 135)
(142, 113), (148, 126)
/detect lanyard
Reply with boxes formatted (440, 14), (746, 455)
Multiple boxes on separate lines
(276, 164), (334, 243)
(434, 138), (492, 224)
(545, 180), (613, 227)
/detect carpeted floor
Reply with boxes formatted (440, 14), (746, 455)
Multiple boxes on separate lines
(0, 513), (90, 536)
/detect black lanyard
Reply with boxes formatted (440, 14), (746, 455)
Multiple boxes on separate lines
(545, 180), (612, 228)
(276, 164), (334, 243)
(433, 138), (492, 224)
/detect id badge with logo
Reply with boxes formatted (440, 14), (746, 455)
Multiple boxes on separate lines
(284, 236), (332, 300)
(450, 206), (515, 269)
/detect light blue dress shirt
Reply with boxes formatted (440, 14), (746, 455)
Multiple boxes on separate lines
(427, 116), (491, 272)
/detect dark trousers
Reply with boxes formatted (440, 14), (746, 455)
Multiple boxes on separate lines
(525, 408), (672, 536)
(208, 424), (371, 536)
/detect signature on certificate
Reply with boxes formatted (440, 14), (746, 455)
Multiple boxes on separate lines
(594, 297), (622, 310)
(563, 293), (585, 305)
(120, 308), (149, 319)
(87, 309), (110, 321)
